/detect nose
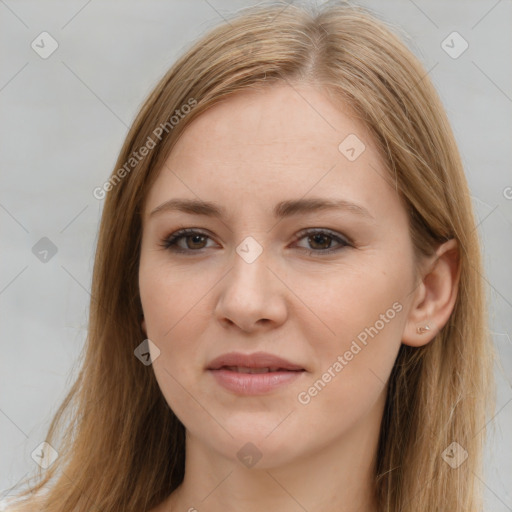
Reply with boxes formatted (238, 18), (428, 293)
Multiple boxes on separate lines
(213, 247), (288, 334)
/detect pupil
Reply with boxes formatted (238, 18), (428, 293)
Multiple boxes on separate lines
(188, 235), (205, 249)
(311, 234), (330, 249)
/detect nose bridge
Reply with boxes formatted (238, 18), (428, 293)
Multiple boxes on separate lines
(214, 236), (287, 330)
(228, 238), (273, 300)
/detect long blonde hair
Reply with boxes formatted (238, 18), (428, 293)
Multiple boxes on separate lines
(9, 2), (495, 511)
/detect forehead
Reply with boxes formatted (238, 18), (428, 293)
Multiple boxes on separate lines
(143, 83), (400, 223)
(171, 83), (365, 162)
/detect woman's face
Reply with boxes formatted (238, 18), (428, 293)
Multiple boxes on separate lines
(139, 83), (419, 468)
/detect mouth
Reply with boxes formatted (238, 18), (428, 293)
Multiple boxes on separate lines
(206, 352), (306, 395)
(218, 365), (304, 374)
(206, 351), (306, 372)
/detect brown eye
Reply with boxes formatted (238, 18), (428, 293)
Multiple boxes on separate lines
(161, 229), (215, 254)
(294, 229), (351, 256)
(184, 234), (208, 250)
(160, 228), (351, 257)
(308, 233), (334, 250)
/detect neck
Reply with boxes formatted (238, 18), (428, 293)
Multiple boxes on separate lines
(160, 393), (385, 512)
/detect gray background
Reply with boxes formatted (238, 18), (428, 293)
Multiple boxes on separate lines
(1, 0), (511, 509)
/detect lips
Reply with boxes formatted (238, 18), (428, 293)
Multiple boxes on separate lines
(207, 352), (305, 395)
(206, 352), (306, 394)
(222, 366), (291, 374)
(207, 351), (305, 372)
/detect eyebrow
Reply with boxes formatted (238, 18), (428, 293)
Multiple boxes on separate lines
(149, 197), (374, 220)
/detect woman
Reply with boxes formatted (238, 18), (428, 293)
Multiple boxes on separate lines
(3, 1), (495, 511)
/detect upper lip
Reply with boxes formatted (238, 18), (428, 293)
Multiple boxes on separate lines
(207, 351), (305, 371)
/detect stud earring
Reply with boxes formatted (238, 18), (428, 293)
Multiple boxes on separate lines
(417, 324), (431, 334)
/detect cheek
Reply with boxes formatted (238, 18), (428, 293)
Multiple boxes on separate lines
(139, 256), (213, 341)
(296, 262), (408, 406)
(294, 301), (404, 443)
(299, 259), (409, 348)
(138, 262), (205, 426)
(138, 256), (213, 394)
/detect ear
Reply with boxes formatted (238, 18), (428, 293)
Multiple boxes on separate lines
(402, 238), (460, 347)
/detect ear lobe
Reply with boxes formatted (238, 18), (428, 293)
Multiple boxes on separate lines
(402, 238), (460, 347)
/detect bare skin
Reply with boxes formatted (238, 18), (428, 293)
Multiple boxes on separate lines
(139, 82), (459, 512)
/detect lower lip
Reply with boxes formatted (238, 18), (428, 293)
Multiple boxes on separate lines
(208, 369), (304, 395)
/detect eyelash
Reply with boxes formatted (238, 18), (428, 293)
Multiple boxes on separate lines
(159, 228), (352, 257)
